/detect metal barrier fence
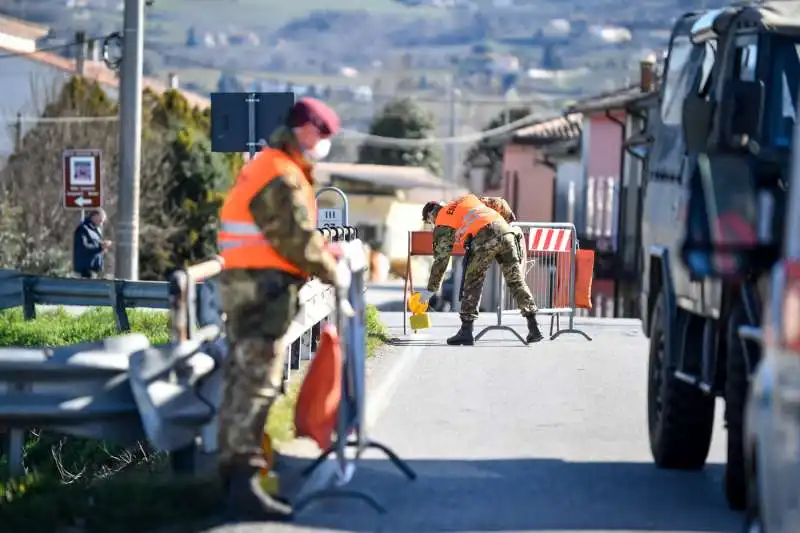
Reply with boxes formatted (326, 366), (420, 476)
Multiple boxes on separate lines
(477, 222), (592, 343)
(401, 222), (592, 342)
(0, 224), (359, 478)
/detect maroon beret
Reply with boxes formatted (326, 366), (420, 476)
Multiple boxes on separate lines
(286, 97), (340, 137)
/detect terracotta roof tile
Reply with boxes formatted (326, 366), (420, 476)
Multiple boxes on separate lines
(512, 113), (582, 144)
(0, 15), (50, 41)
(566, 84), (652, 113)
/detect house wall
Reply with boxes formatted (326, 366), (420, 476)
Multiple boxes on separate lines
(0, 56), (119, 163)
(579, 111), (628, 317)
(583, 112), (625, 249)
(317, 193), (434, 283)
(496, 142), (555, 222)
(553, 157), (582, 224)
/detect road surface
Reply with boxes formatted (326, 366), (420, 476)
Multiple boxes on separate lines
(205, 313), (742, 533)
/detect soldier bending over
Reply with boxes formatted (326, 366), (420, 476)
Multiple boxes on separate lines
(418, 194), (543, 345)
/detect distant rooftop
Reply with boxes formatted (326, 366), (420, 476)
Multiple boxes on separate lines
(0, 14), (50, 42)
(0, 13), (211, 110)
(316, 162), (461, 192)
(512, 113), (582, 145)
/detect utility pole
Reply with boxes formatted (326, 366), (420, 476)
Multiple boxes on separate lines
(445, 75), (463, 309)
(75, 30), (86, 77)
(444, 74), (460, 184)
(115, 0), (145, 280)
(13, 113), (21, 152)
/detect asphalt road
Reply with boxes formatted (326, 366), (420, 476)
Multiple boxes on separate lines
(205, 313), (742, 533)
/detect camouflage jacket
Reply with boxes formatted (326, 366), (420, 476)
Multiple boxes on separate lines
(237, 127), (338, 285)
(479, 196), (516, 223)
(425, 196), (515, 291)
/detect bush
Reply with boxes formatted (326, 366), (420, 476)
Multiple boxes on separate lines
(0, 304), (388, 532)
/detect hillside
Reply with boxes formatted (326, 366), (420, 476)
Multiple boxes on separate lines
(1, 0), (726, 137)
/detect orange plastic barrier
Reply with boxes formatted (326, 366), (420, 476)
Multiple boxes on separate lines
(294, 324), (343, 449)
(554, 249), (595, 309)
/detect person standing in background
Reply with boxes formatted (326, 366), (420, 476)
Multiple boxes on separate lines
(73, 208), (111, 279)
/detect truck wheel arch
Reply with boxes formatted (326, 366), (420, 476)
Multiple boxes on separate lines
(646, 246), (674, 334)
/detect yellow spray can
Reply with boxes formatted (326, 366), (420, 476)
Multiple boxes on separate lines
(408, 292), (432, 332)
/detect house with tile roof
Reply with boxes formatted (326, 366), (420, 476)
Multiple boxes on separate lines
(0, 14), (209, 163)
(563, 59), (659, 318)
(487, 113), (582, 223)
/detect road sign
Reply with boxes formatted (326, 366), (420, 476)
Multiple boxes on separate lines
(63, 149), (102, 210)
(210, 92), (296, 154)
(318, 207), (343, 228)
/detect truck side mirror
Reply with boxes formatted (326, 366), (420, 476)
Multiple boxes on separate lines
(723, 79), (765, 150)
(682, 94), (714, 152)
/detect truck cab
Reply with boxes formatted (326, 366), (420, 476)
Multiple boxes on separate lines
(640, 1), (800, 512)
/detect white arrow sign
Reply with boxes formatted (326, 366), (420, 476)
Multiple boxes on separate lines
(75, 196), (92, 207)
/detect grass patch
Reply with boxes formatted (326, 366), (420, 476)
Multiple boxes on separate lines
(0, 304), (388, 532)
(0, 307), (170, 347)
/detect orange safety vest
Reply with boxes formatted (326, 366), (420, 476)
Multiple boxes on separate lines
(435, 194), (503, 244)
(217, 148), (316, 277)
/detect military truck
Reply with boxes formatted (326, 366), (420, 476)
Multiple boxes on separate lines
(639, 1), (798, 511)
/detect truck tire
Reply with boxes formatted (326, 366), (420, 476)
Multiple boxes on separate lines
(648, 292), (715, 469)
(725, 305), (749, 511)
(744, 446), (764, 533)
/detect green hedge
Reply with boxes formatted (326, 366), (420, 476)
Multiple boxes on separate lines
(0, 305), (388, 532)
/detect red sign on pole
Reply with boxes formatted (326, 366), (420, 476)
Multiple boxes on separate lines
(63, 149), (102, 210)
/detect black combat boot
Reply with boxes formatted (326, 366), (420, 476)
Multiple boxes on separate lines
(526, 314), (544, 344)
(220, 456), (294, 522)
(447, 320), (475, 345)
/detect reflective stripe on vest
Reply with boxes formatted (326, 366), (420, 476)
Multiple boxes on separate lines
(217, 221), (271, 250)
(435, 193), (503, 244)
(217, 148), (316, 275)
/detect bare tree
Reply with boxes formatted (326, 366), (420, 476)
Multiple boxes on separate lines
(0, 75), (172, 276)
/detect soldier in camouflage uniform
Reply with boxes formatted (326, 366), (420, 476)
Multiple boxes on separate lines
(215, 98), (346, 521)
(419, 195), (543, 345)
(479, 196), (516, 223)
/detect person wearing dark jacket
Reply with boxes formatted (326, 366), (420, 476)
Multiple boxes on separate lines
(73, 209), (111, 278)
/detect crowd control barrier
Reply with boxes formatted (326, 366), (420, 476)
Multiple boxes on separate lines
(481, 222), (593, 343)
(295, 240), (415, 514)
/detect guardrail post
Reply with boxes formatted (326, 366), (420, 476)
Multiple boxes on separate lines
(300, 329), (313, 361)
(6, 428), (25, 477)
(290, 339), (301, 370)
(169, 271), (189, 342)
(22, 276), (35, 320)
(310, 321), (321, 353)
(110, 280), (131, 332)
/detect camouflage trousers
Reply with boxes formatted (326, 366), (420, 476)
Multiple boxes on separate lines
(216, 269), (302, 464)
(460, 225), (538, 322)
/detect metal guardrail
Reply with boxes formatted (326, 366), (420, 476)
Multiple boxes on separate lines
(0, 225), (360, 478)
(0, 226), (360, 330)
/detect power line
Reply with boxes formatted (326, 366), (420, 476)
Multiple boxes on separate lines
(338, 112), (543, 147)
(2, 110), (542, 146)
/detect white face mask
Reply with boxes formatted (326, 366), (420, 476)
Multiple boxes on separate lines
(305, 138), (331, 161)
